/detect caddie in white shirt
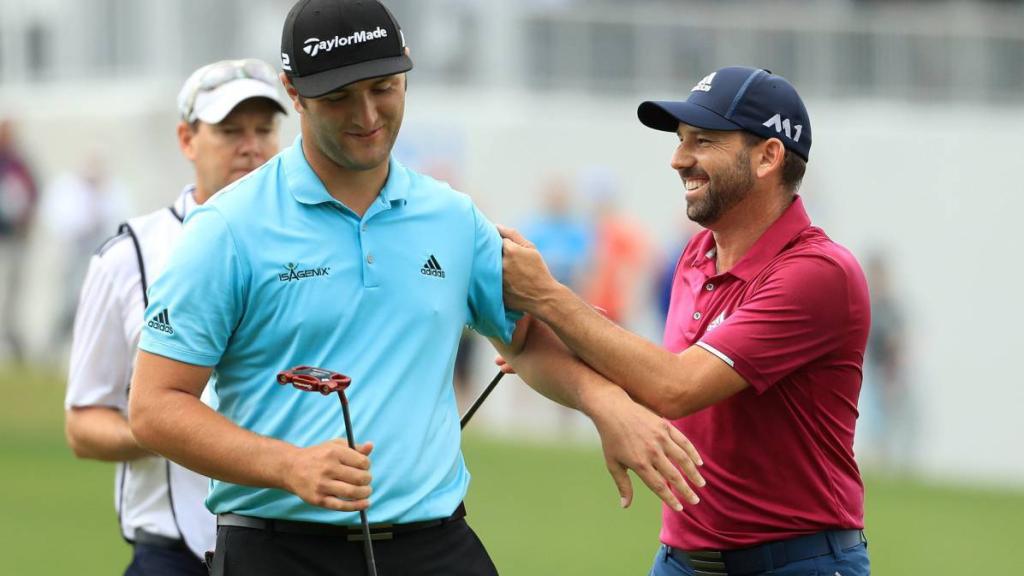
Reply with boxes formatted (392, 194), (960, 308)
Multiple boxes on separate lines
(64, 58), (286, 576)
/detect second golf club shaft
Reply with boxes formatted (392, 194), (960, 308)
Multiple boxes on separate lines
(460, 371), (505, 429)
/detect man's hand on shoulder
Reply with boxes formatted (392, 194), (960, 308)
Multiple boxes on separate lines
(498, 224), (564, 315)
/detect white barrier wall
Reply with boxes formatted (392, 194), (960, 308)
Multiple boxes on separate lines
(4, 84), (1022, 487)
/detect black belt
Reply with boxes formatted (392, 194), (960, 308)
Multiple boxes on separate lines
(217, 502), (467, 542)
(669, 529), (866, 576)
(133, 529), (187, 550)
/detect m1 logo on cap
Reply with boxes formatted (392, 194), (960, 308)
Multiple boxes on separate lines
(691, 72), (716, 92)
(763, 113), (804, 142)
(302, 26), (389, 58)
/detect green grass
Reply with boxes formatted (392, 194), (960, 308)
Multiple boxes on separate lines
(5, 366), (1023, 575)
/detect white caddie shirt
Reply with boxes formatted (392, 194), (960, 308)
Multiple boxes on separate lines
(65, 186), (215, 559)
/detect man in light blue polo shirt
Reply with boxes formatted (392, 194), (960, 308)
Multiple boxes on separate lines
(129, 1), (705, 574)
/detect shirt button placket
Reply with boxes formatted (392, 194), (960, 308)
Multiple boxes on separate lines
(360, 218), (379, 288)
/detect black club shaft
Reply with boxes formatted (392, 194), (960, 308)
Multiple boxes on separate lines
(338, 393), (377, 576)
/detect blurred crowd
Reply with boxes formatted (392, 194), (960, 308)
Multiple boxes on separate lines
(0, 118), (130, 364)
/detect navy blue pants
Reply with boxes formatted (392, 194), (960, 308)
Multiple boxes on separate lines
(649, 536), (870, 576)
(124, 543), (208, 576)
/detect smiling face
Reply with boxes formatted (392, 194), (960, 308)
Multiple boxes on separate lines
(670, 125), (756, 226)
(292, 74), (406, 173)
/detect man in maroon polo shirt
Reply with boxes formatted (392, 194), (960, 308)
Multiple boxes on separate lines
(499, 66), (871, 575)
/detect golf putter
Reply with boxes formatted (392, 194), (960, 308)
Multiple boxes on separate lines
(276, 365), (378, 576)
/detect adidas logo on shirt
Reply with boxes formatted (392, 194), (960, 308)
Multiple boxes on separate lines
(148, 308), (174, 335)
(706, 311), (726, 332)
(420, 255), (445, 279)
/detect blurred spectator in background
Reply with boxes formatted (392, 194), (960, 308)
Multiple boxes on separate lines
(521, 175), (592, 291)
(64, 57), (287, 575)
(0, 118), (39, 363)
(579, 166), (653, 326)
(43, 153), (130, 350)
(864, 252), (915, 472)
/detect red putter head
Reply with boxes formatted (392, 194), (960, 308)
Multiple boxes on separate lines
(276, 365), (352, 396)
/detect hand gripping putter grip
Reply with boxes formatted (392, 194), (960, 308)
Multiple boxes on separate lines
(276, 365), (377, 576)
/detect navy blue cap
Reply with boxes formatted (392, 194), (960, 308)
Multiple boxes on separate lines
(638, 67), (811, 161)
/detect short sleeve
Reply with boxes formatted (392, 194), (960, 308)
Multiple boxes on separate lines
(138, 206), (246, 366)
(698, 254), (851, 393)
(65, 254), (134, 410)
(466, 204), (521, 343)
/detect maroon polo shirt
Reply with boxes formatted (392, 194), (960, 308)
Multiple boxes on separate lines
(661, 196), (870, 551)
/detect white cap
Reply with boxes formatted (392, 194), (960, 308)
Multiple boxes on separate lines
(177, 59), (288, 124)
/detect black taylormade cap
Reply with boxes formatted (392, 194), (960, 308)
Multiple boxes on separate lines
(281, 0), (413, 98)
(638, 67), (811, 161)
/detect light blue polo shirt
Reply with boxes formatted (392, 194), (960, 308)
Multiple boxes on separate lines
(139, 136), (517, 525)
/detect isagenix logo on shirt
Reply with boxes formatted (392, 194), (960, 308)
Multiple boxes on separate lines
(278, 262), (331, 282)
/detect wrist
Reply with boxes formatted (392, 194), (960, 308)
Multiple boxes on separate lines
(272, 441), (302, 493)
(578, 380), (629, 422)
(532, 282), (575, 324)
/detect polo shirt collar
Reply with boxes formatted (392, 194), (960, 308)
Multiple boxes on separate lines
(283, 135), (409, 208)
(726, 196), (812, 281)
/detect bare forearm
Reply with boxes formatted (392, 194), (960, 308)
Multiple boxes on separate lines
(530, 284), (701, 417)
(495, 316), (626, 418)
(130, 388), (296, 490)
(65, 407), (151, 461)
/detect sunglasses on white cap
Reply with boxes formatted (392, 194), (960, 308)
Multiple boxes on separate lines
(179, 59), (280, 122)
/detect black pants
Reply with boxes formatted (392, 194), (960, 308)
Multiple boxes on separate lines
(209, 518), (498, 576)
(124, 543), (208, 576)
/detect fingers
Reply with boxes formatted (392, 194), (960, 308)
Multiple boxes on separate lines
(494, 354), (517, 374)
(309, 447), (375, 511)
(606, 459), (634, 509)
(319, 496), (371, 512)
(648, 424), (704, 506)
(632, 462), (684, 512)
(496, 224), (533, 248)
(326, 462), (372, 487)
(666, 428), (705, 489)
(502, 238), (523, 256)
(325, 440), (372, 469)
(323, 476), (372, 499)
(653, 454), (699, 506)
(669, 427), (703, 467)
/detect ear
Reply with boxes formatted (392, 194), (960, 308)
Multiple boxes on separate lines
(177, 121), (198, 162)
(279, 72), (304, 114)
(755, 138), (786, 181)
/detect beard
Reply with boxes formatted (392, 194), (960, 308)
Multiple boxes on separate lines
(684, 147), (755, 226)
